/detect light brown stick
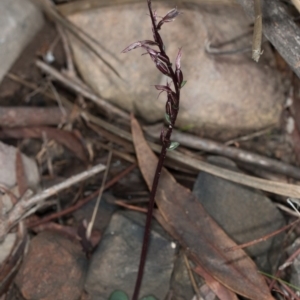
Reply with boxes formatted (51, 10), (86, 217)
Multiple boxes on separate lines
(35, 60), (129, 120)
(0, 107), (68, 127)
(0, 163), (105, 240)
(145, 125), (300, 180)
(9, 74), (300, 200)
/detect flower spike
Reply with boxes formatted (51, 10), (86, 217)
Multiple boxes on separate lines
(122, 2), (183, 299)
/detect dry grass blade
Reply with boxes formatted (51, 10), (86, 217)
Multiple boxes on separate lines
(86, 150), (112, 239)
(252, 0), (262, 62)
(131, 115), (274, 300)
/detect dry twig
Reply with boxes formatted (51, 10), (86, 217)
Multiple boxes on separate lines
(35, 60), (129, 120)
(9, 74), (300, 200)
(0, 163), (105, 240)
(0, 107), (68, 127)
(28, 163), (136, 228)
(86, 150), (112, 239)
(145, 125), (300, 180)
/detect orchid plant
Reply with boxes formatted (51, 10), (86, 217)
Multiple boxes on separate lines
(122, 1), (184, 299)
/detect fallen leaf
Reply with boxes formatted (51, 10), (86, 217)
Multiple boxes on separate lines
(131, 115), (274, 300)
(0, 127), (87, 162)
(194, 265), (238, 300)
(154, 212), (238, 300)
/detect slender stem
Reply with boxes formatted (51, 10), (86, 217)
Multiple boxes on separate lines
(132, 65), (178, 300)
(132, 1), (182, 298)
(132, 144), (169, 300)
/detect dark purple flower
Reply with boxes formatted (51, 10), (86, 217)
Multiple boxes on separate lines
(176, 69), (183, 86)
(121, 42), (142, 53)
(166, 99), (173, 118)
(155, 60), (170, 76)
(155, 84), (173, 93)
(157, 53), (170, 64)
(157, 7), (181, 30)
(122, 40), (158, 53)
(175, 48), (182, 70)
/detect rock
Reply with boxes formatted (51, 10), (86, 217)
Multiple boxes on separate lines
(193, 156), (285, 272)
(0, 0), (44, 83)
(85, 211), (176, 299)
(15, 231), (88, 300)
(0, 142), (40, 191)
(68, 2), (283, 140)
(73, 193), (117, 232)
(169, 251), (195, 300)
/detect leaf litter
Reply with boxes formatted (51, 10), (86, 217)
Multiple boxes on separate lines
(131, 114), (274, 300)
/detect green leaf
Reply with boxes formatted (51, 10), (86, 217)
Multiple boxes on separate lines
(180, 80), (187, 88)
(140, 296), (158, 300)
(165, 113), (171, 124)
(109, 290), (129, 300)
(167, 141), (180, 151)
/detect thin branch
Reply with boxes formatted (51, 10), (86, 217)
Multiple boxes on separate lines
(226, 219), (300, 252)
(0, 163), (106, 239)
(35, 60), (129, 120)
(28, 163), (137, 228)
(145, 125), (300, 180)
(9, 74), (300, 199)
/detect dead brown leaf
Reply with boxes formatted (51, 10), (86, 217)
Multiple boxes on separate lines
(131, 115), (274, 300)
(0, 127), (87, 162)
(194, 265), (238, 300)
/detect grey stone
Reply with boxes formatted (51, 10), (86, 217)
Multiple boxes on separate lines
(68, 2), (283, 140)
(85, 211), (176, 299)
(73, 193), (117, 232)
(169, 251), (195, 300)
(0, 0), (44, 83)
(193, 156), (285, 272)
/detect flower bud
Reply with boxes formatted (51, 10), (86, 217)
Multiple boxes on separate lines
(176, 69), (183, 86)
(157, 7), (181, 30)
